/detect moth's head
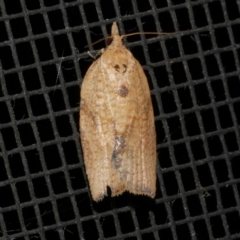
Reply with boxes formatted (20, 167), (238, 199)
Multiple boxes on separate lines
(106, 35), (124, 48)
(106, 22), (124, 48)
(106, 22), (123, 47)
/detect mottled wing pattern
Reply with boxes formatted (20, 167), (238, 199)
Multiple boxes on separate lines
(115, 60), (156, 198)
(80, 58), (126, 201)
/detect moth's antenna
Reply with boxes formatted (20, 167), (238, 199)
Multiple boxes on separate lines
(84, 31), (177, 48)
(85, 37), (106, 48)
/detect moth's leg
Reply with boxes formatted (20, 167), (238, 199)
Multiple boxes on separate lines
(87, 48), (105, 60)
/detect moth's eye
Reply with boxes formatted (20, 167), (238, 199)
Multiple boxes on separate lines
(106, 37), (113, 46)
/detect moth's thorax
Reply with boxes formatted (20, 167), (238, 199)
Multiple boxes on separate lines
(102, 38), (132, 74)
(102, 51), (130, 71)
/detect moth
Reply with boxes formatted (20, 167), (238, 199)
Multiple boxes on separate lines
(80, 22), (156, 202)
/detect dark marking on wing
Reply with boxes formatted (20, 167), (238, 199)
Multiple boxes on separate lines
(118, 85), (128, 97)
(113, 63), (127, 73)
(112, 136), (126, 169)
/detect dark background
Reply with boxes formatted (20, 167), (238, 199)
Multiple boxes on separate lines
(0, 0), (240, 239)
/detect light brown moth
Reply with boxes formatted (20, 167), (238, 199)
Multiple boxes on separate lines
(80, 22), (156, 202)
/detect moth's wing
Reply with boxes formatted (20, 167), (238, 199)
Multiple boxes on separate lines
(113, 59), (156, 198)
(80, 59), (126, 202)
(81, 48), (156, 201)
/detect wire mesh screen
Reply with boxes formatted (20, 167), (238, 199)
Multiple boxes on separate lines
(0, 0), (240, 239)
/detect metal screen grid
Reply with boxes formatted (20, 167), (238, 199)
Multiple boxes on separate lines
(0, 0), (240, 239)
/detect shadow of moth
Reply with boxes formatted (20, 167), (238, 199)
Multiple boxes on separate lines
(80, 22), (156, 202)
